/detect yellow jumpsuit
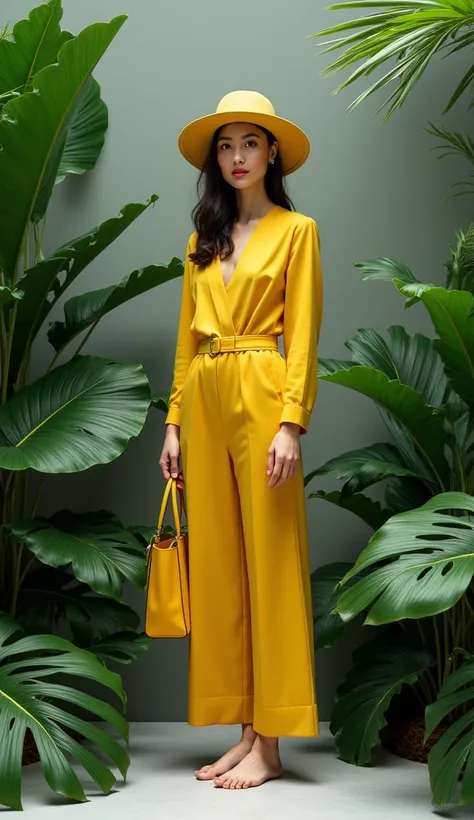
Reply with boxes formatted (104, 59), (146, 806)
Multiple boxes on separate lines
(165, 204), (323, 737)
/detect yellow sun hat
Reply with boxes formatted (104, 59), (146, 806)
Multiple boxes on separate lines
(178, 90), (310, 176)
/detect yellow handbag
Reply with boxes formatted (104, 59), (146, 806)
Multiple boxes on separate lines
(144, 477), (190, 638)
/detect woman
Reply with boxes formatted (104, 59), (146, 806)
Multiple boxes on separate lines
(159, 90), (323, 790)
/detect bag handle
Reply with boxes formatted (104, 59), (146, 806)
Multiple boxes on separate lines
(156, 477), (185, 538)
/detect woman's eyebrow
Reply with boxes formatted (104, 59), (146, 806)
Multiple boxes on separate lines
(217, 132), (262, 141)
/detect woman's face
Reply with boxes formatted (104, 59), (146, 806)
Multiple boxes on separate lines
(216, 122), (277, 189)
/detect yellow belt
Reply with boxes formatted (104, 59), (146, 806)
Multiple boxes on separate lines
(198, 334), (278, 357)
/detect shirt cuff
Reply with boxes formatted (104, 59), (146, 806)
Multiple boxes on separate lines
(165, 406), (181, 426)
(280, 404), (310, 434)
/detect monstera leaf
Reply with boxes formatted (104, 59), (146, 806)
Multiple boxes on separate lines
(0, 615), (129, 810)
(335, 493), (474, 624)
(307, 489), (390, 531)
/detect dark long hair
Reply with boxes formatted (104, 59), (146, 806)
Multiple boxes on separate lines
(188, 124), (294, 269)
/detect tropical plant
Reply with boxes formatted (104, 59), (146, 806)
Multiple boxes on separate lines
(0, 1), (183, 808)
(312, 0), (474, 119)
(307, 233), (474, 807)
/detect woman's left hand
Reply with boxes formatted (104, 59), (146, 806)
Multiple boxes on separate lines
(267, 422), (301, 488)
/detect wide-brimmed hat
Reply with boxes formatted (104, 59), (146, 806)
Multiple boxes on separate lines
(178, 90), (310, 176)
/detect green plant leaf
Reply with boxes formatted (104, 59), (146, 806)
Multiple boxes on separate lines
(0, 14), (126, 278)
(0, 615), (128, 810)
(306, 489), (391, 530)
(336, 492), (474, 624)
(11, 509), (146, 600)
(48, 258), (184, 352)
(17, 565), (140, 645)
(0, 0), (72, 96)
(54, 77), (108, 186)
(0, 285), (23, 309)
(314, 1), (474, 118)
(318, 357), (354, 375)
(150, 389), (170, 412)
(0, 355), (151, 472)
(8, 197), (158, 388)
(346, 326), (448, 406)
(421, 287), (474, 409)
(355, 256), (418, 285)
(384, 476), (433, 514)
(305, 442), (424, 497)
(311, 562), (358, 649)
(320, 366), (450, 488)
(331, 630), (435, 765)
(445, 224), (474, 291)
(426, 656), (474, 807)
(89, 631), (152, 665)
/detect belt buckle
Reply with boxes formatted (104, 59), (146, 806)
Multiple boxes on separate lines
(209, 335), (221, 357)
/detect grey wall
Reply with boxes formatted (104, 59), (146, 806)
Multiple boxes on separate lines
(5, 0), (471, 721)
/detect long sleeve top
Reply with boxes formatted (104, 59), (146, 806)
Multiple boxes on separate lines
(165, 204), (323, 434)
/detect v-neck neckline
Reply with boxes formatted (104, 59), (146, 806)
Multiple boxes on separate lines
(218, 205), (279, 291)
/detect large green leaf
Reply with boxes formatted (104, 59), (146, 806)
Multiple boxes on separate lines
(305, 442), (425, 498)
(48, 257), (184, 352)
(0, 355), (151, 472)
(311, 562), (357, 650)
(11, 509), (146, 600)
(355, 256), (419, 286)
(54, 77), (108, 186)
(384, 475), (433, 514)
(331, 631), (435, 765)
(89, 632), (152, 665)
(320, 366), (450, 488)
(0, 0), (72, 96)
(421, 287), (474, 410)
(336, 492), (474, 624)
(8, 197), (158, 388)
(17, 565), (140, 645)
(0, 15), (126, 278)
(426, 656), (474, 807)
(346, 326), (448, 406)
(0, 615), (128, 810)
(306, 489), (391, 530)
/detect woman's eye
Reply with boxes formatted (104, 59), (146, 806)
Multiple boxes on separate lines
(247, 140), (257, 147)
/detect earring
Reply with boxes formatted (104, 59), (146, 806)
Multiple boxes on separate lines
(269, 158), (275, 165)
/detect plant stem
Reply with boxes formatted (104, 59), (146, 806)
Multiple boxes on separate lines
(433, 616), (443, 688)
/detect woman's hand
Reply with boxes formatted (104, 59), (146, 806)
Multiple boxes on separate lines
(266, 422), (301, 488)
(159, 424), (185, 490)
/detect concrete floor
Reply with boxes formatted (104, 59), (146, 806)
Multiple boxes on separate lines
(18, 722), (471, 818)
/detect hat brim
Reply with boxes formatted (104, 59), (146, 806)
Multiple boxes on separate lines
(178, 110), (310, 176)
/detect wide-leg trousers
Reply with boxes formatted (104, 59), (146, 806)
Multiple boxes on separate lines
(179, 347), (319, 737)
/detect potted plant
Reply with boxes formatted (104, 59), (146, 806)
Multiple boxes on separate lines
(307, 233), (474, 807)
(0, 1), (182, 809)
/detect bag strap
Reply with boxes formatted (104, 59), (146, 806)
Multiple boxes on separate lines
(156, 477), (185, 537)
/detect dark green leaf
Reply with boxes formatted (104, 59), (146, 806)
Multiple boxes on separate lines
(0, 615), (127, 810)
(48, 258), (184, 352)
(331, 630), (435, 765)
(12, 510), (146, 600)
(0, 356), (151, 472)
(336, 492), (474, 624)
(306, 489), (391, 530)
(311, 562), (358, 649)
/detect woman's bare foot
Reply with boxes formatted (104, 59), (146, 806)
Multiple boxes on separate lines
(194, 724), (256, 780)
(213, 734), (283, 789)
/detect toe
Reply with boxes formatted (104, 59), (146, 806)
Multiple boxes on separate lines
(243, 780), (250, 789)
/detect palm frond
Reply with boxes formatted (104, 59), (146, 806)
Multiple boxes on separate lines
(313, 1), (474, 117)
(445, 224), (474, 292)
